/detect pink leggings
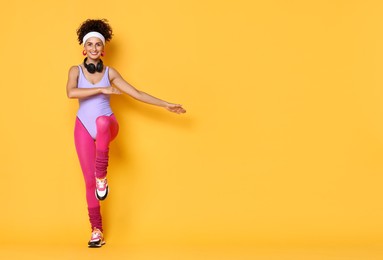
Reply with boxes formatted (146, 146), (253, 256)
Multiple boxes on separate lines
(74, 114), (119, 231)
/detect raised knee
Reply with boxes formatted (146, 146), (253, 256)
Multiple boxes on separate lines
(96, 116), (111, 131)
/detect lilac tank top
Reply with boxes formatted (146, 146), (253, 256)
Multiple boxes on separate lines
(76, 66), (113, 139)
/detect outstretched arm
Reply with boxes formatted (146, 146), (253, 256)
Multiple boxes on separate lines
(109, 67), (186, 114)
(66, 66), (121, 99)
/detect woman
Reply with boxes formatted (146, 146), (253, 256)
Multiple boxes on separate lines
(66, 19), (186, 248)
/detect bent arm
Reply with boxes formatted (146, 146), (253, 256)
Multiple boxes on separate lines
(66, 66), (121, 99)
(109, 67), (186, 113)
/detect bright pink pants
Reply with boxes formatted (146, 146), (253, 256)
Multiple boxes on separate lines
(74, 114), (119, 231)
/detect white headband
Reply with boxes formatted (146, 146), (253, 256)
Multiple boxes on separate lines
(83, 32), (105, 46)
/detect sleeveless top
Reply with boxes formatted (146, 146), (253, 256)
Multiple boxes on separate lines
(76, 65), (113, 139)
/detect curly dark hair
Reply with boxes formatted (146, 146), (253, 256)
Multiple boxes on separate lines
(76, 19), (113, 45)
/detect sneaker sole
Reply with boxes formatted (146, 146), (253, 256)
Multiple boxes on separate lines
(95, 186), (109, 201)
(88, 241), (106, 248)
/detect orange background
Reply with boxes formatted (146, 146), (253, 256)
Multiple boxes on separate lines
(1, 0), (383, 259)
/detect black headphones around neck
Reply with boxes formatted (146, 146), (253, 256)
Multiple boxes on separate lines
(83, 57), (103, 74)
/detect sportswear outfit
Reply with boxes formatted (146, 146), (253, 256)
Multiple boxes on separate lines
(74, 65), (119, 233)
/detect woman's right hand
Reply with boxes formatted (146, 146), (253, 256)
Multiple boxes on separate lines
(101, 86), (122, 95)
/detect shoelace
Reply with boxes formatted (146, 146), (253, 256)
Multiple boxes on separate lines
(96, 179), (106, 189)
(91, 231), (101, 240)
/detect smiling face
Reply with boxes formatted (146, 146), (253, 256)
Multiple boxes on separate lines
(84, 37), (104, 59)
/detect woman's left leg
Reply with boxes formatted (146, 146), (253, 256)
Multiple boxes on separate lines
(94, 114), (119, 200)
(95, 114), (119, 179)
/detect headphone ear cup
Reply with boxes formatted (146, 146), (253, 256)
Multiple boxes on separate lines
(83, 57), (102, 74)
(83, 58), (96, 74)
(96, 60), (104, 72)
(87, 63), (96, 73)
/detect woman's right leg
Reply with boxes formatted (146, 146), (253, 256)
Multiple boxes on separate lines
(74, 117), (103, 232)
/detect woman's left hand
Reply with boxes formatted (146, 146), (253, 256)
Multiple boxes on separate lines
(165, 103), (186, 114)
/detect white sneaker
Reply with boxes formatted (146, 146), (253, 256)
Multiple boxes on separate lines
(88, 228), (105, 248)
(95, 177), (109, 200)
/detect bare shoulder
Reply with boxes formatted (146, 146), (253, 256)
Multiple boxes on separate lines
(108, 66), (119, 75)
(108, 66), (122, 81)
(68, 65), (79, 74)
(68, 65), (79, 79)
(68, 65), (79, 75)
(66, 66), (80, 89)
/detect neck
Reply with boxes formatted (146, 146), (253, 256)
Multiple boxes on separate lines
(85, 57), (100, 64)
